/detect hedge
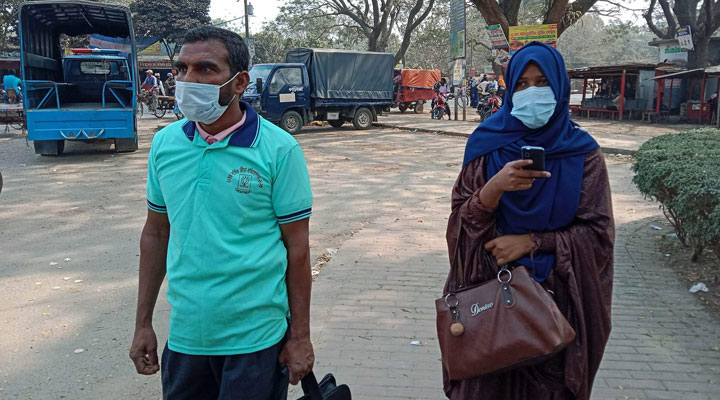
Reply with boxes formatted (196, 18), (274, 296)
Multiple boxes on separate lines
(632, 128), (720, 262)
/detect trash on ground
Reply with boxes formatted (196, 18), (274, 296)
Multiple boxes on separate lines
(34, 282), (42, 286)
(410, 340), (422, 346)
(73, 348), (85, 354)
(326, 248), (337, 255)
(650, 225), (662, 230)
(49, 262), (58, 266)
(689, 283), (709, 293)
(74, 280), (83, 283)
(64, 258), (71, 262)
(667, 233), (678, 240)
(311, 270), (319, 277)
(63, 277), (71, 281)
(52, 286), (61, 290)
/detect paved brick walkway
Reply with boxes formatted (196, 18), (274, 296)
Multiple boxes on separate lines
(293, 134), (720, 399)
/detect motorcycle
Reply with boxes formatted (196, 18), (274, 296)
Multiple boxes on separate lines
(477, 91), (502, 122)
(431, 92), (452, 120)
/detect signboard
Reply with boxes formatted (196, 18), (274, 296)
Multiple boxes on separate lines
(485, 24), (509, 50)
(452, 58), (465, 86)
(139, 41), (163, 56)
(449, 0), (466, 59)
(676, 26), (694, 51)
(247, 38), (256, 58)
(508, 24), (557, 55)
(139, 60), (173, 69)
(664, 78), (682, 89)
(658, 42), (688, 64)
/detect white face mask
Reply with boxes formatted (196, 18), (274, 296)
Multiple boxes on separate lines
(175, 72), (240, 125)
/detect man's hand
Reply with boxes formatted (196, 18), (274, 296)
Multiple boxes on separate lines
(278, 336), (314, 385)
(480, 160), (550, 208)
(485, 234), (534, 266)
(129, 325), (160, 375)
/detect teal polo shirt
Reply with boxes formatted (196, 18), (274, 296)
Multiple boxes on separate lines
(146, 102), (312, 355)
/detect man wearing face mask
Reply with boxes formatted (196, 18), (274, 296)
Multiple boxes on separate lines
(129, 26), (314, 399)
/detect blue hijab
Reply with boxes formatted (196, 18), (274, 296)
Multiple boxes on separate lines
(462, 42), (598, 282)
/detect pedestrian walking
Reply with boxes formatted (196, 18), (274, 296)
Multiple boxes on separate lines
(441, 41), (614, 400)
(129, 26), (314, 400)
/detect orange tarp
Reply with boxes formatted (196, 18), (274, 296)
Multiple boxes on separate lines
(400, 69), (442, 88)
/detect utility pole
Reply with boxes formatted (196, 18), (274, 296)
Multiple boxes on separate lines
(244, 0), (250, 39)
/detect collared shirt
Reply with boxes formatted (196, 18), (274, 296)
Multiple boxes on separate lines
(146, 102), (313, 355)
(197, 112), (247, 145)
(438, 84), (450, 94)
(143, 76), (157, 88)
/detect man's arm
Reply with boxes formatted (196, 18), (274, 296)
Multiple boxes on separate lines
(277, 218), (314, 385)
(129, 209), (170, 375)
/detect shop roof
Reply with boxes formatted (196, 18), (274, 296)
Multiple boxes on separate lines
(567, 63), (657, 78)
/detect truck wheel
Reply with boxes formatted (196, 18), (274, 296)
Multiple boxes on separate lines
(115, 134), (139, 153)
(34, 140), (64, 156)
(329, 119), (344, 128)
(280, 110), (303, 134)
(352, 108), (373, 130)
(398, 104), (408, 113)
(414, 103), (424, 114)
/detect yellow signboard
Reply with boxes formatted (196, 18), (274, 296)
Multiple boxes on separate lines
(139, 41), (162, 55)
(508, 24), (557, 55)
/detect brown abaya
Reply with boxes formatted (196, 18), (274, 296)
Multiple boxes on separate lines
(443, 149), (615, 400)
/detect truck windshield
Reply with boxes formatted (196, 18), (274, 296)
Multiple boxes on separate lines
(80, 61), (112, 75)
(246, 65), (273, 94)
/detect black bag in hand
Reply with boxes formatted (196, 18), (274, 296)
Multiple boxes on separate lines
(296, 371), (351, 400)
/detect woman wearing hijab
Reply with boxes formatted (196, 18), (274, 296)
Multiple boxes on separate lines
(442, 42), (614, 400)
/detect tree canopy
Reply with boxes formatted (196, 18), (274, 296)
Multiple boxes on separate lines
(130, 0), (211, 63)
(643, 0), (720, 68)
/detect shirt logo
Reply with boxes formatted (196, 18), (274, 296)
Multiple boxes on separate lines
(226, 167), (264, 194)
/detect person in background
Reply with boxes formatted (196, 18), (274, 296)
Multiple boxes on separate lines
(142, 70), (159, 112)
(3, 69), (22, 104)
(155, 73), (166, 96)
(479, 75), (490, 96)
(707, 92), (718, 123)
(469, 76), (479, 108)
(165, 72), (176, 96)
(442, 41), (614, 400)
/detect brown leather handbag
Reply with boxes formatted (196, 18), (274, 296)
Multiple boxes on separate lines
(435, 228), (576, 380)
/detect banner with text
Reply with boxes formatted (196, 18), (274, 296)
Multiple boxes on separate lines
(676, 26), (694, 51)
(508, 24), (557, 55)
(449, 0), (466, 59)
(485, 24), (509, 50)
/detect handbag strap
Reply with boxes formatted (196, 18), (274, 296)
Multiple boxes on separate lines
(301, 371), (324, 400)
(446, 222), (465, 293)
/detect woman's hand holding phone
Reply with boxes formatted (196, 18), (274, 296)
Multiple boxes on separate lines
(479, 159), (551, 208)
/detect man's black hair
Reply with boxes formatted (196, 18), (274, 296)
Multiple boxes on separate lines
(8, 68), (15, 75)
(182, 26), (250, 75)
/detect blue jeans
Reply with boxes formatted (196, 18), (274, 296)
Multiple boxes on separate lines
(161, 335), (289, 400)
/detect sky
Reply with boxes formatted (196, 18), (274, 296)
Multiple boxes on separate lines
(208, 0), (648, 35)
(209, 0), (282, 34)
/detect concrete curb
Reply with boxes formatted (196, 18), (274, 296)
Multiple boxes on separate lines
(373, 122), (637, 156)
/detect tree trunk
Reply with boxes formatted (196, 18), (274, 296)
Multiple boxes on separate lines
(687, 37), (709, 70)
(686, 37), (709, 99)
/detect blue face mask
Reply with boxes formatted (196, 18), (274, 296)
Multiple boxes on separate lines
(510, 86), (557, 129)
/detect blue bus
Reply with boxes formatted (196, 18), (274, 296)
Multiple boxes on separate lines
(19, 1), (139, 155)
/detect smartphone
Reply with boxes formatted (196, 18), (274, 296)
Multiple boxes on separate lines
(521, 146), (545, 172)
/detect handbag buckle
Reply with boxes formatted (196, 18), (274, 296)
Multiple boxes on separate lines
(497, 266), (513, 284)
